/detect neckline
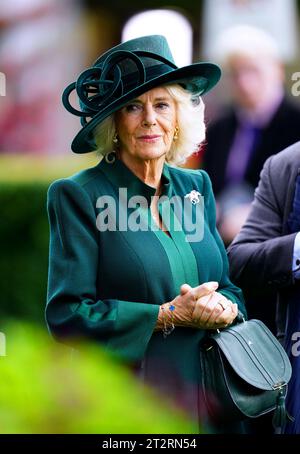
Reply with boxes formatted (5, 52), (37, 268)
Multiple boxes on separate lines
(99, 156), (173, 203)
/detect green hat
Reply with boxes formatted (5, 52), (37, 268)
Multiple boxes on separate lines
(62, 35), (221, 154)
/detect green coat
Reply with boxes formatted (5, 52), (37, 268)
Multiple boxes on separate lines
(46, 157), (246, 430)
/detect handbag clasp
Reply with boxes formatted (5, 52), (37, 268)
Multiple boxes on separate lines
(272, 381), (286, 390)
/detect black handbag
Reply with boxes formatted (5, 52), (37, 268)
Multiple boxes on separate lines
(200, 316), (293, 431)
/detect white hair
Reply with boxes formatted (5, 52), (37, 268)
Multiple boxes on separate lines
(212, 25), (280, 64)
(93, 83), (206, 166)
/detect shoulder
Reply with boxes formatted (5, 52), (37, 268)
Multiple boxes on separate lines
(47, 162), (102, 202)
(264, 141), (300, 179)
(47, 164), (104, 215)
(167, 165), (213, 196)
(254, 142), (300, 207)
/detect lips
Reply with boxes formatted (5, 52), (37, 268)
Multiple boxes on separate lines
(137, 134), (162, 143)
(137, 135), (161, 139)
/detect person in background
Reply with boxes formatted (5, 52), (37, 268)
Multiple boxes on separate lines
(203, 24), (300, 336)
(228, 142), (300, 434)
(203, 25), (300, 246)
(46, 35), (246, 433)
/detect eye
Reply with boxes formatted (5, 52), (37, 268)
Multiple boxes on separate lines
(155, 102), (170, 110)
(124, 103), (142, 113)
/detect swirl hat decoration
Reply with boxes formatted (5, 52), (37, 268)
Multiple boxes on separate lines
(62, 35), (221, 154)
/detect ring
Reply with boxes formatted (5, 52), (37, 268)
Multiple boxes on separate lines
(218, 300), (228, 311)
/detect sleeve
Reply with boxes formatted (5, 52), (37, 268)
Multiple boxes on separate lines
(46, 179), (159, 362)
(227, 156), (297, 291)
(202, 171), (247, 318)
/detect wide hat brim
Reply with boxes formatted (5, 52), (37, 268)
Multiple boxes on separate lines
(70, 63), (220, 154)
(63, 35), (221, 154)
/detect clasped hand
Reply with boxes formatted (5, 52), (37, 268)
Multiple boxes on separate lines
(163, 282), (238, 330)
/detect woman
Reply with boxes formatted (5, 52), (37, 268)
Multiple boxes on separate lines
(46, 35), (246, 432)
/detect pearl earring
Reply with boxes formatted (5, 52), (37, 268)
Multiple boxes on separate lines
(112, 133), (119, 144)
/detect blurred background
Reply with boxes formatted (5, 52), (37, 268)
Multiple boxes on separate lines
(0, 0), (300, 433)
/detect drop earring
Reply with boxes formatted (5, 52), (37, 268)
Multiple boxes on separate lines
(105, 150), (116, 164)
(173, 126), (179, 141)
(107, 131), (118, 163)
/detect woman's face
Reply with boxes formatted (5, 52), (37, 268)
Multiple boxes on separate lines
(115, 87), (177, 162)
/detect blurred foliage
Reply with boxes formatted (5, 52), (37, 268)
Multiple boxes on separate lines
(0, 181), (48, 322)
(0, 155), (98, 323)
(0, 322), (198, 434)
(0, 155), (98, 184)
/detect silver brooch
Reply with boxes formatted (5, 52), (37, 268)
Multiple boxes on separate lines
(184, 190), (201, 205)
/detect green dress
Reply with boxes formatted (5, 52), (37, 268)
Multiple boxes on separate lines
(46, 157), (246, 432)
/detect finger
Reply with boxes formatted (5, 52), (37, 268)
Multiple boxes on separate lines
(213, 304), (239, 329)
(196, 293), (221, 324)
(215, 305), (236, 326)
(192, 293), (214, 323)
(204, 295), (232, 326)
(180, 284), (192, 296)
(231, 303), (238, 319)
(225, 301), (238, 317)
(206, 299), (228, 325)
(204, 294), (233, 325)
(192, 281), (219, 300)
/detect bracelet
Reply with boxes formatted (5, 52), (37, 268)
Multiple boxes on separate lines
(160, 304), (175, 338)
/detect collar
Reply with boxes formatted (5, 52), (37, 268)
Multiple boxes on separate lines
(99, 156), (173, 204)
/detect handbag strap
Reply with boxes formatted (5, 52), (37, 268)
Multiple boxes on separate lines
(272, 389), (294, 432)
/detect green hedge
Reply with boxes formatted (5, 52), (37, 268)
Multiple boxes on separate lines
(0, 181), (50, 322)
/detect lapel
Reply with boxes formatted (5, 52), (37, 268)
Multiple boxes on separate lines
(286, 167), (300, 234)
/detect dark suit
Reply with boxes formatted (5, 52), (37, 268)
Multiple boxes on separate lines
(228, 142), (300, 433)
(203, 97), (300, 335)
(203, 98), (300, 196)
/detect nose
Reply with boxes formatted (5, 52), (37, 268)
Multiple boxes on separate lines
(142, 105), (156, 127)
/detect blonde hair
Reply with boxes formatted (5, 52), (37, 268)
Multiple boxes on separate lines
(94, 84), (206, 166)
